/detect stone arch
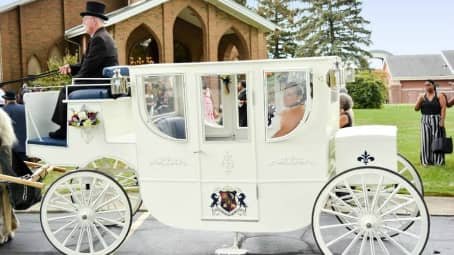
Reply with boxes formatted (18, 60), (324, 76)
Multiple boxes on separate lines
(27, 55), (42, 75)
(126, 24), (161, 65)
(173, 6), (206, 62)
(217, 27), (250, 61)
(48, 45), (62, 61)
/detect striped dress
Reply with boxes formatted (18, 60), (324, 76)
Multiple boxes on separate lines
(420, 93), (445, 165)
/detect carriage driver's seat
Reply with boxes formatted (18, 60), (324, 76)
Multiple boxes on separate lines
(67, 66), (130, 100)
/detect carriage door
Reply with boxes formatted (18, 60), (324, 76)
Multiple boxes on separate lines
(198, 73), (259, 221)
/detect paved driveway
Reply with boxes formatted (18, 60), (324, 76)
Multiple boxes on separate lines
(0, 213), (452, 254)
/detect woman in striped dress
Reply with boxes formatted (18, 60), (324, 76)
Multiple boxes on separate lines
(415, 80), (447, 166)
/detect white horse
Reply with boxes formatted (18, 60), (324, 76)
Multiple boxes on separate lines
(0, 108), (18, 245)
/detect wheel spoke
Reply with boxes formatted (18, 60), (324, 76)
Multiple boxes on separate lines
(361, 176), (370, 212)
(113, 159), (119, 169)
(370, 176), (384, 212)
(326, 227), (359, 247)
(380, 199), (415, 217)
(383, 225), (420, 239)
(329, 192), (359, 215)
(96, 208), (127, 215)
(381, 231), (412, 255)
(358, 231), (368, 255)
(96, 216), (125, 227)
(94, 219), (119, 239)
(54, 191), (78, 209)
(382, 216), (421, 222)
(343, 180), (362, 210)
(88, 177), (97, 206)
(377, 183), (402, 212)
(62, 223), (79, 246)
(53, 219), (78, 235)
(321, 208), (359, 221)
(341, 230), (362, 255)
(75, 225), (84, 252)
(374, 232), (391, 255)
(87, 224), (94, 253)
(65, 182), (82, 206)
(91, 183), (111, 207)
(369, 232), (375, 255)
(48, 203), (77, 213)
(48, 214), (77, 222)
(320, 222), (357, 230)
(95, 195), (122, 211)
(92, 223), (108, 249)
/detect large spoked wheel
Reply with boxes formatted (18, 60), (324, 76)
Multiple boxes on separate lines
(313, 167), (430, 255)
(40, 170), (132, 255)
(85, 158), (143, 215)
(397, 153), (424, 195)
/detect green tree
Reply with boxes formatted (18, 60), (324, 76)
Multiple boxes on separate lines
(346, 70), (386, 109)
(297, 0), (372, 67)
(233, 0), (248, 5)
(31, 54), (78, 88)
(257, 0), (299, 58)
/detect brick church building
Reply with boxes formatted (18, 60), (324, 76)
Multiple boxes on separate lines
(0, 0), (275, 89)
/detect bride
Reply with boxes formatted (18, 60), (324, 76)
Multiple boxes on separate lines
(0, 108), (19, 245)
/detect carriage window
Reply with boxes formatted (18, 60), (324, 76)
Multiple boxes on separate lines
(266, 71), (309, 140)
(142, 74), (186, 140)
(201, 74), (248, 141)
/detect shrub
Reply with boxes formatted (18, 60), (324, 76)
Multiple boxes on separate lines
(30, 54), (78, 88)
(346, 70), (387, 109)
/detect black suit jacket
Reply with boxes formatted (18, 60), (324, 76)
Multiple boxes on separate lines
(71, 27), (118, 79)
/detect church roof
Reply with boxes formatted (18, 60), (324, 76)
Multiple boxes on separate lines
(385, 53), (454, 80)
(0, 0), (36, 13)
(65, 0), (278, 38)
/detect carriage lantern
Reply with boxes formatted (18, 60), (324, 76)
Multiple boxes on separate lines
(110, 68), (129, 97)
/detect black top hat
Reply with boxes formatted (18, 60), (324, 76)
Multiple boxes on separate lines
(80, 1), (108, 21)
(2, 91), (16, 100)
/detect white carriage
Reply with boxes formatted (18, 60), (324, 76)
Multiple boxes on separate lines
(14, 57), (429, 254)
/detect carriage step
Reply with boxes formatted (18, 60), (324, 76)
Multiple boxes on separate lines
(28, 137), (67, 147)
(215, 247), (248, 255)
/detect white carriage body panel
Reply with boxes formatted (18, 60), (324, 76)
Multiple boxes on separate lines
(25, 94), (137, 168)
(130, 57), (341, 232)
(335, 125), (397, 173)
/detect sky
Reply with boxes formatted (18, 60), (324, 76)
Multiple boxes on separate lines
(0, 0), (453, 55)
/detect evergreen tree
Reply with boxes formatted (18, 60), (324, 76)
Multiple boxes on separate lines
(257, 0), (299, 58)
(297, 0), (372, 67)
(233, 0), (248, 6)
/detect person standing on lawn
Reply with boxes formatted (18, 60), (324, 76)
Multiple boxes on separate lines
(415, 80), (446, 166)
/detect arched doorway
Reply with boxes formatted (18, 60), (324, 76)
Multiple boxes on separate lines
(48, 45), (62, 61)
(173, 7), (205, 63)
(27, 55), (41, 75)
(218, 28), (249, 61)
(127, 24), (160, 65)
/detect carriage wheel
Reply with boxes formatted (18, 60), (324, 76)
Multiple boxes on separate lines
(313, 167), (429, 255)
(40, 170), (132, 255)
(397, 153), (424, 195)
(85, 158), (143, 215)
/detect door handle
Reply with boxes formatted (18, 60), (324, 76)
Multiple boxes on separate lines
(193, 150), (202, 154)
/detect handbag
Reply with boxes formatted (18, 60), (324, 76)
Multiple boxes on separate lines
(431, 128), (453, 154)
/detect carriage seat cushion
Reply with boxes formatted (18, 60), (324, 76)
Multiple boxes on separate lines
(28, 137), (67, 147)
(102, 66), (130, 78)
(68, 89), (110, 99)
(156, 116), (186, 139)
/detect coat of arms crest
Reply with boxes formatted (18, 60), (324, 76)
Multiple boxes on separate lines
(210, 187), (247, 216)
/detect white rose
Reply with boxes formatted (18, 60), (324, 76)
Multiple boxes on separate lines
(78, 111), (87, 120)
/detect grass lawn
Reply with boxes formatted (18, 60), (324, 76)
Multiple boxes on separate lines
(355, 104), (454, 196)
